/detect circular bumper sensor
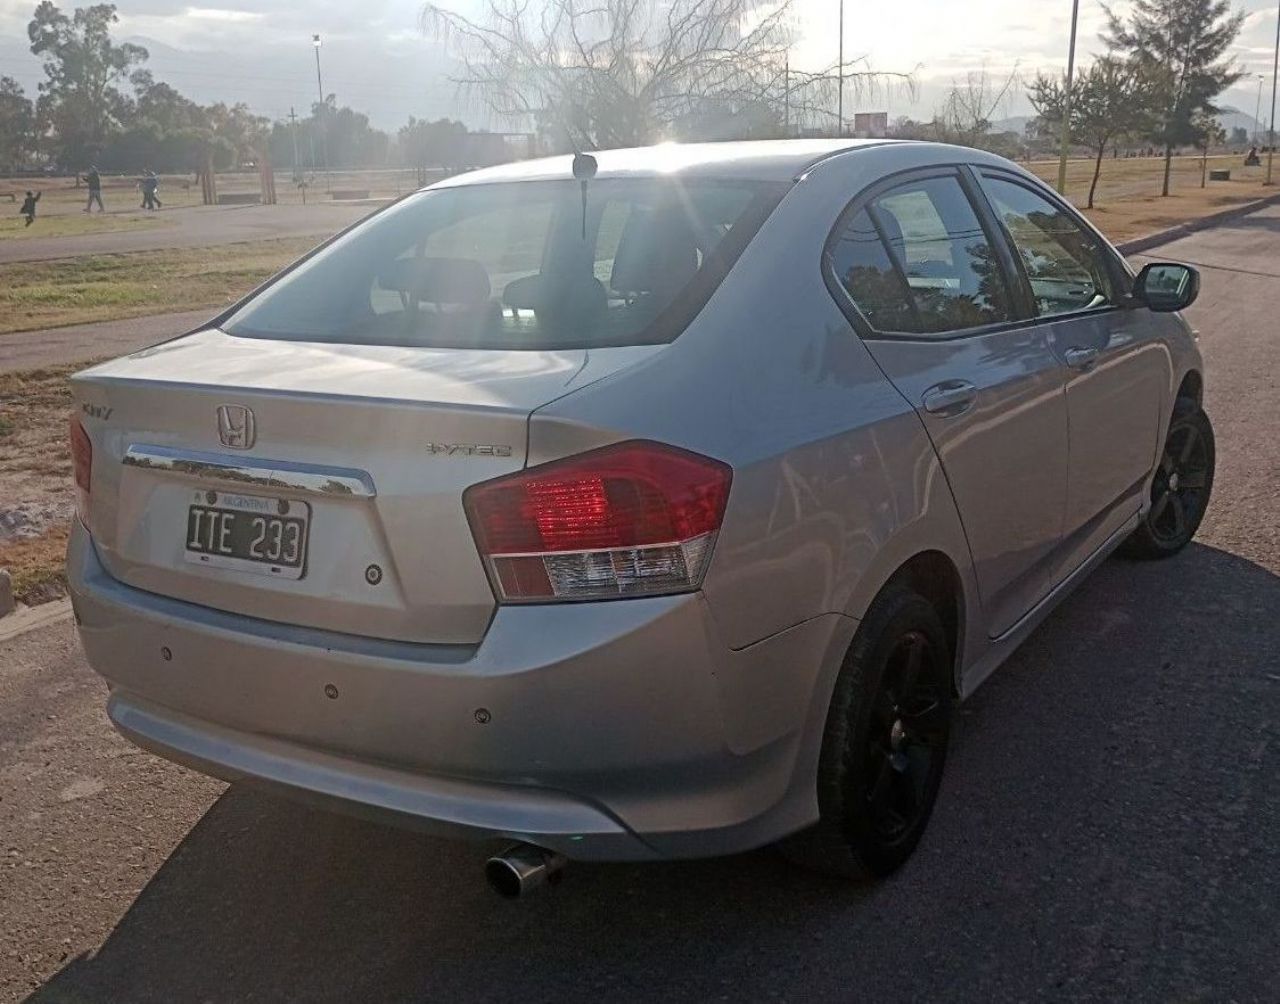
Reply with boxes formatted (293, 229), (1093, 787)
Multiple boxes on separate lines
(324, 684), (339, 700)
(365, 564), (383, 585)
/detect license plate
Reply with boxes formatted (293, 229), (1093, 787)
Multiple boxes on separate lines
(183, 491), (310, 579)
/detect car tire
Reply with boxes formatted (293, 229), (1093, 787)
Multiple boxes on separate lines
(1120, 398), (1215, 560)
(779, 584), (952, 880)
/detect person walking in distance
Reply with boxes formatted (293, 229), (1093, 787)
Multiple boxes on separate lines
(84, 165), (104, 213)
(140, 170), (161, 210)
(19, 190), (41, 227)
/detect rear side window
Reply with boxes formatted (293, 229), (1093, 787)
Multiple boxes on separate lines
(827, 209), (918, 332)
(829, 174), (1015, 337)
(223, 179), (783, 351)
(981, 175), (1117, 317)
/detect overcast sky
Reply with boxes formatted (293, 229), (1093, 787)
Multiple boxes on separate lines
(1, 0), (1278, 130)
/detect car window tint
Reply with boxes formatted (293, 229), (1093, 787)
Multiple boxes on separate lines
(828, 209), (918, 333)
(872, 176), (1014, 335)
(982, 176), (1116, 317)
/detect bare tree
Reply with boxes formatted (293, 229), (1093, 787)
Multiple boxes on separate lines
(937, 67), (1021, 147)
(420, 0), (912, 150)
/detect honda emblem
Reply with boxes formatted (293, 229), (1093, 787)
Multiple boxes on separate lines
(216, 404), (256, 450)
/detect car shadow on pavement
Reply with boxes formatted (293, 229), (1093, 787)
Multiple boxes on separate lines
(31, 543), (1280, 1003)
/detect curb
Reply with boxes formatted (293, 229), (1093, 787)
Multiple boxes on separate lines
(0, 598), (73, 644)
(1116, 190), (1280, 256)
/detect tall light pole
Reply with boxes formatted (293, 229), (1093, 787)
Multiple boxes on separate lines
(1254, 73), (1266, 146)
(837, 0), (844, 137)
(313, 34), (330, 190)
(1269, 0), (1280, 186)
(1056, 0), (1081, 195)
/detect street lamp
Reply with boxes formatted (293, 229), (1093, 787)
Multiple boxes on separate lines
(1254, 73), (1266, 146)
(313, 33), (330, 190)
(1056, 0), (1081, 196)
(1269, 0), (1280, 186)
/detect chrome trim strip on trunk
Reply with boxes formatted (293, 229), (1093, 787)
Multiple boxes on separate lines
(122, 445), (376, 498)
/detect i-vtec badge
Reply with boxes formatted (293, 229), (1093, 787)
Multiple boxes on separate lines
(425, 443), (513, 458)
(216, 404), (256, 450)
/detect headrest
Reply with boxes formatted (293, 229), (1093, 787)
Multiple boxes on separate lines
(502, 273), (606, 326)
(377, 256), (491, 305)
(610, 208), (699, 298)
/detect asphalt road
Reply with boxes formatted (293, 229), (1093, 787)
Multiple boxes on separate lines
(2, 209), (1279, 1003)
(0, 202), (377, 265)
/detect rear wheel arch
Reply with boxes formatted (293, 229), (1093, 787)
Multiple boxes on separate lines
(1175, 370), (1203, 409)
(880, 551), (965, 694)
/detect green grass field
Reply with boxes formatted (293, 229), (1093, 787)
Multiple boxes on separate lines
(0, 237), (317, 333)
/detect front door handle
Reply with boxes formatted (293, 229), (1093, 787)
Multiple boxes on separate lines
(1064, 346), (1101, 370)
(922, 380), (977, 416)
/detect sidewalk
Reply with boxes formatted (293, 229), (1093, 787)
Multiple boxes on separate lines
(0, 309), (215, 373)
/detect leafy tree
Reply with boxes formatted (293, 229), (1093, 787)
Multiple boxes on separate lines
(1228, 125), (1248, 146)
(1030, 56), (1155, 208)
(421, 0), (905, 149)
(28, 2), (148, 166)
(205, 102), (270, 166)
(130, 70), (205, 134)
(1193, 110), (1226, 185)
(398, 116), (469, 169)
(1103, 0), (1244, 196)
(0, 77), (36, 170)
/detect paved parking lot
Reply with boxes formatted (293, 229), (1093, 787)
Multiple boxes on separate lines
(2, 208), (1278, 1003)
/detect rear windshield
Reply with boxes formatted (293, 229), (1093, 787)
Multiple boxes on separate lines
(223, 178), (786, 350)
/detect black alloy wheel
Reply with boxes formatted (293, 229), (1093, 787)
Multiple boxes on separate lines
(1122, 398), (1215, 559)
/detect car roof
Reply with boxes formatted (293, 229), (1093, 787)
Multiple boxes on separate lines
(430, 139), (906, 187)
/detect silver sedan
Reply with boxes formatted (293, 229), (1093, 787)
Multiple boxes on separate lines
(67, 140), (1214, 893)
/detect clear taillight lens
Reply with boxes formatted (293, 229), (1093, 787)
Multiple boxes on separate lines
(69, 416), (92, 527)
(464, 441), (732, 602)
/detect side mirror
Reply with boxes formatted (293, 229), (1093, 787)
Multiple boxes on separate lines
(1132, 262), (1200, 313)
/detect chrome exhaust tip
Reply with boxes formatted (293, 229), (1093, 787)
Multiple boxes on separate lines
(484, 843), (567, 899)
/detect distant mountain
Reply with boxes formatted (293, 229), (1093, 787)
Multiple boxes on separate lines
(1217, 107), (1266, 141)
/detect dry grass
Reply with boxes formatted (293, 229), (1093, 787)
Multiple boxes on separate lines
(0, 237), (317, 334)
(1025, 154), (1275, 242)
(1, 523), (70, 605)
(0, 209), (167, 242)
(0, 362), (78, 493)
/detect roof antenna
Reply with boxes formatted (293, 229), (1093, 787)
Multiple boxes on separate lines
(572, 152), (597, 241)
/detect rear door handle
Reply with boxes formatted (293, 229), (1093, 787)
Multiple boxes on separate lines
(921, 380), (977, 416)
(1064, 346), (1101, 370)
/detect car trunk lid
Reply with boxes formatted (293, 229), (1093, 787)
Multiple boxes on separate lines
(72, 328), (659, 644)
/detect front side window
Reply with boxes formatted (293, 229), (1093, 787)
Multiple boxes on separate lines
(223, 178), (783, 350)
(981, 175), (1116, 318)
(830, 174), (1015, 336)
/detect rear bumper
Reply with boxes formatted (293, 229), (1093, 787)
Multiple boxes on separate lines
(69, 523), (854, 861)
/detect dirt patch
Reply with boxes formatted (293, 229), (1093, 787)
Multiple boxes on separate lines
(0, 363), (78, 515)
(0, 363), (85, 606)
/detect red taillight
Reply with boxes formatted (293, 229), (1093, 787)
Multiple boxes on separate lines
(70, 416), (92, 526)
(464, 441), (732, 602)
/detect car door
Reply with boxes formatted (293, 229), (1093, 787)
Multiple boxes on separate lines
(825, 168), (1069, 639)
(975, 171), (1166, 582)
